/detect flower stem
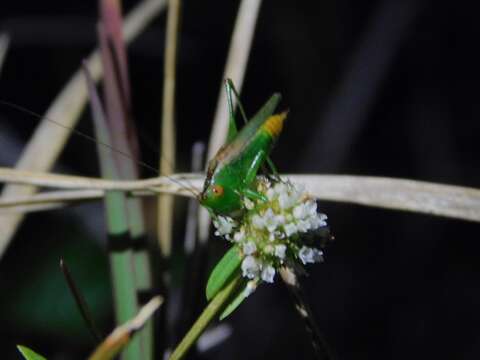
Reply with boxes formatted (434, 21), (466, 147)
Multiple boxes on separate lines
(169, 275), (242, 360)
(280, 267), (335, 360)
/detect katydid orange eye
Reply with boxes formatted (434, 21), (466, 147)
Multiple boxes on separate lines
(212, 185), (224, 197)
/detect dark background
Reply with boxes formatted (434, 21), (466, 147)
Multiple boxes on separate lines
(0, 0), (479, 359)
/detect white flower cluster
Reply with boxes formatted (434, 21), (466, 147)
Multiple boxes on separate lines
(212, 178), (328, 293)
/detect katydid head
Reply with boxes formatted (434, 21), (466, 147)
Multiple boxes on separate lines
(199, 180), (242, 216)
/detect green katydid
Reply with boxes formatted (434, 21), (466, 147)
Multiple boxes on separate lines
(200, 80), (287, 217)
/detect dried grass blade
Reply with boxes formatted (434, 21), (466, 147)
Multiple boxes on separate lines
(0, 167), (203, 192)
(294, 174), (480, 222)
(158, 0), (181, 261)
(2, 170), (478, 222)
(88, 296), (163, 360)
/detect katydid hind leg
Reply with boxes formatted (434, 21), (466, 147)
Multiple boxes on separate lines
(241, 149), (269, 203)
(245, 149), (267, 185)
(226, 78), (248, 126)
(225, 79), (239, 143)
(243, 188), (268, 203)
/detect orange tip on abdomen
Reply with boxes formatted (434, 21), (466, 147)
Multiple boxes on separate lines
(262, 111), (287, 138)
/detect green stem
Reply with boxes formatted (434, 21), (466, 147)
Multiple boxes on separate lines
(169, 275), (242, 360)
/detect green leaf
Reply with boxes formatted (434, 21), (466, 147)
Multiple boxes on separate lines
(206, 246), (242, 301)
(17, 345), (47, 360)
(219, 279), (250, 320)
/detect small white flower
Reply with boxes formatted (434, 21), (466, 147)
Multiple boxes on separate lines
(233, 229), (245, 242)
(257, 177), (271, 192)
(309, 213), (327, 230)
(241, 255), (260, 279)
(286, 184), (303, 205)
(293, 203), (308, 220)
(263, 208), (278, 233)
(266, 188), (276, 200)
(298, 246), (323, 264)
(297, 219), (311, 233)
(252, 214), (265, 229)
(269, 232), (276, 241)
(284, 223), (297, 237)
(263, 244), (274, 254)
(275, 214), (285, 225)
(278, 192), (294, 209)
(304, 200), (317, 216)
(244, 197), (255, 210)
(312, 248), (324, 263)
(312, 213), (328, 229)
(274, 244), (287, 259)
(244, 280), (258, 297)
(261, 265), (276, 283)
(243, 241), (257, 255)
(274, 182), (287, 195)
(213, 216), (236, 236)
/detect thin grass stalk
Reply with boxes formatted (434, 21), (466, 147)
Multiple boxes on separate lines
(157, 2), (182, 354)
(0, 33), (11, 76)
(84, 65), (143, 360)
(198, 0), (263, 243)
(60, 258), (103, 343)
(158, 0), (181, 258)
(0, 0), (167, 259)
(169, 275), (242, 360)
(177, 142), (206, 344)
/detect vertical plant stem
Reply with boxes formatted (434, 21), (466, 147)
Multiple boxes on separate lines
(98, 0), (157, 356)
(0, 33), (10, 76)
(106, 192), (143, 360)
(177, 142), (206, 341)
(158, 0), (181, 258)
(169, 275), (242, 360)
(84, 65), (143, 360)
(279, 267), (335, 360)
(60, 258), (103, 343)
